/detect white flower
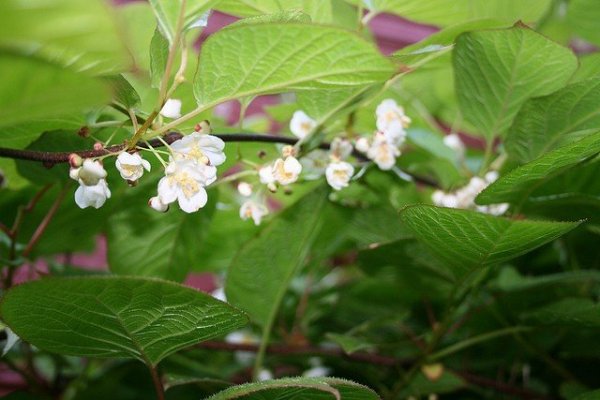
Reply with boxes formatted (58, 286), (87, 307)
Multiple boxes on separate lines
(325, 161), (354, 191)
(225, 330), (259, 365)
(257, 369), (274, 381)
(237, 182), (253, 197)
(115, 152), (150, 181)
(239, 200), (269, 225)
(443, 133), (465, 158)
(376, 99), (411, 140)
(329, 138), (353, 161)
(367, 134), (400, 170)
(74, 179), (111, 209)
(273, 156), (302, 185)
(211, 287), (227, 302)
(432, 172), (509, 215)
(160, 98), (182, 119)
(148, 196), (168, 212)
(259, 164), (277, 192)
(355, 137), (371, 153)
(70, 159), (107, 186)
(300, 150), (328, 180)
(485, 170), (499, 183)
(303, 366), (331, 378)
(290, 110), (316, 139)
(2, 327), (19, 356)
(157, 159), (213, 213)
(171, 132), (226, 166)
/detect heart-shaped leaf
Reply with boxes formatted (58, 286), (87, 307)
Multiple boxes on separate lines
(0, 276), (248, 366)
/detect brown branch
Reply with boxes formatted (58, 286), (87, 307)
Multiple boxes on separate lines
(454, 370), (555, 400)
(0, 132), (439, 188)
(196, 340), (404, 367)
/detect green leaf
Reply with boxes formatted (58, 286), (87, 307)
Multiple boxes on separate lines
(506, 78), (600, 163)
(567, 0), (600, 47)
(524, 298), (600, 328)
(326, 333), (374, 354)
(0, 276), (248, 366)
(148, 0), (216, 44)
(226, 187), (327, 327)
(453, 26), (577, 139)
(107, 188), (217, 281)
(0, 54), (110, 129)
(207, 377), (380, 400)
(0, 114), (85, 150)
(150, 28), (170, 88)
(354, 0), (551, 27)
(194, 23), (394, 106)
(477, 131), (600, 205)
(400, 205), (580, 279)
(229, 10), (311, 27)
(106, 75), (141, 109)
(296, 85), (379, 121)
(574, 389), (600, 400)
(0, 0), (129, 74)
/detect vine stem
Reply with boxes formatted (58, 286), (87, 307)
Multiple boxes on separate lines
(149, 366), (165, 400)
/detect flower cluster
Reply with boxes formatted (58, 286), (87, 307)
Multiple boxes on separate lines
(150, 132), (226, 213)
(355, 99), (411, 170)
(237, 182), (269, 225)
(432, 171), (509, 215)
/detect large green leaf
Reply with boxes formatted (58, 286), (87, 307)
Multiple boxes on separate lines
(149, 0), (217, 44)
(453, 26), (577, 139)
(0, 0), (128, 74)
(0, 115), (85, 149)
(0, 54), (109, 129)
(477, 132), (600, 205)
(506, 78), (600, 163)
(226, 187), (327, 327)
(400, 205), (579, 279)
(194, 23), (394, 106)
(0, 276), (248, 366)
(351, 0), (551, 27)
(207, 377), (379, 400)
(107, 188), (217, 281)
(567, 0), (600, 47)
(150, 28), (170, 88)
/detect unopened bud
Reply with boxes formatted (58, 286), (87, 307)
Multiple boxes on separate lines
(68, 153), (83, 168)
(197, 120), (211, 134)
(148, 196), (168, 212)
(421, 363), (444, 382)
(237, 182), (253, 197)
(127, 179), (138, 187)
(267, 183), (277, 193)
(93, 142), (104, 151)
(175, 74), (185, 84)
(281, 145), (296, 158)
(258, 150), (267, 159)
(77, 126), (90, 138)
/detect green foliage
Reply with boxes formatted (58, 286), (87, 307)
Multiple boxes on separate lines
(454, 26), (577, 139)
(0, 277), (247, 366)
(401, 205), (580, 279)
(148, 0), (217, 44)
(207, 377), (379, 399)
(226, 187), (327, 327)
(194, 23), (394, 105)
(0, 54), (109, 129)
(477, 131), (600, 205)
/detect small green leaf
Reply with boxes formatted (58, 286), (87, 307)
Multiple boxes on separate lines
(105, 75), (141, 108)
(148, 0), (217, 44)
(0, 276), (248, 366)
(207, 377), (380, 400)
(107, 188), (217, 281)
(477, 131), (600, 205)
(506, 78), (600, 163)
(0, 0), (129, 74)
(400, 205), (580, 279)
(454, 26), (577, 139)
(194, 23), (394, 106)
(150, 28), (170, 88)
(226, 187), (327, 327)
(0, 54), (110, 129)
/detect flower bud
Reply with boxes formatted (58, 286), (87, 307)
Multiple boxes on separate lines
(93, 142), (104, 151)
(148, 196), (168, 212)
(68, 153), (83, 168)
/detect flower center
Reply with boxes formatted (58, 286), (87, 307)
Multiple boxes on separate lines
(173, 172), (200, 199)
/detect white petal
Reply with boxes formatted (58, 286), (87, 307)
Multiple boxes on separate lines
(177, 186), (208, 213)
(160, 98), (182, 119)
(290, 110), (316, 139)
(149, 196), (168, 212)
(157, 176), (178, 204)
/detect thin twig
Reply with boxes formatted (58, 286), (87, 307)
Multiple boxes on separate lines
(149, 366), (165, 400)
